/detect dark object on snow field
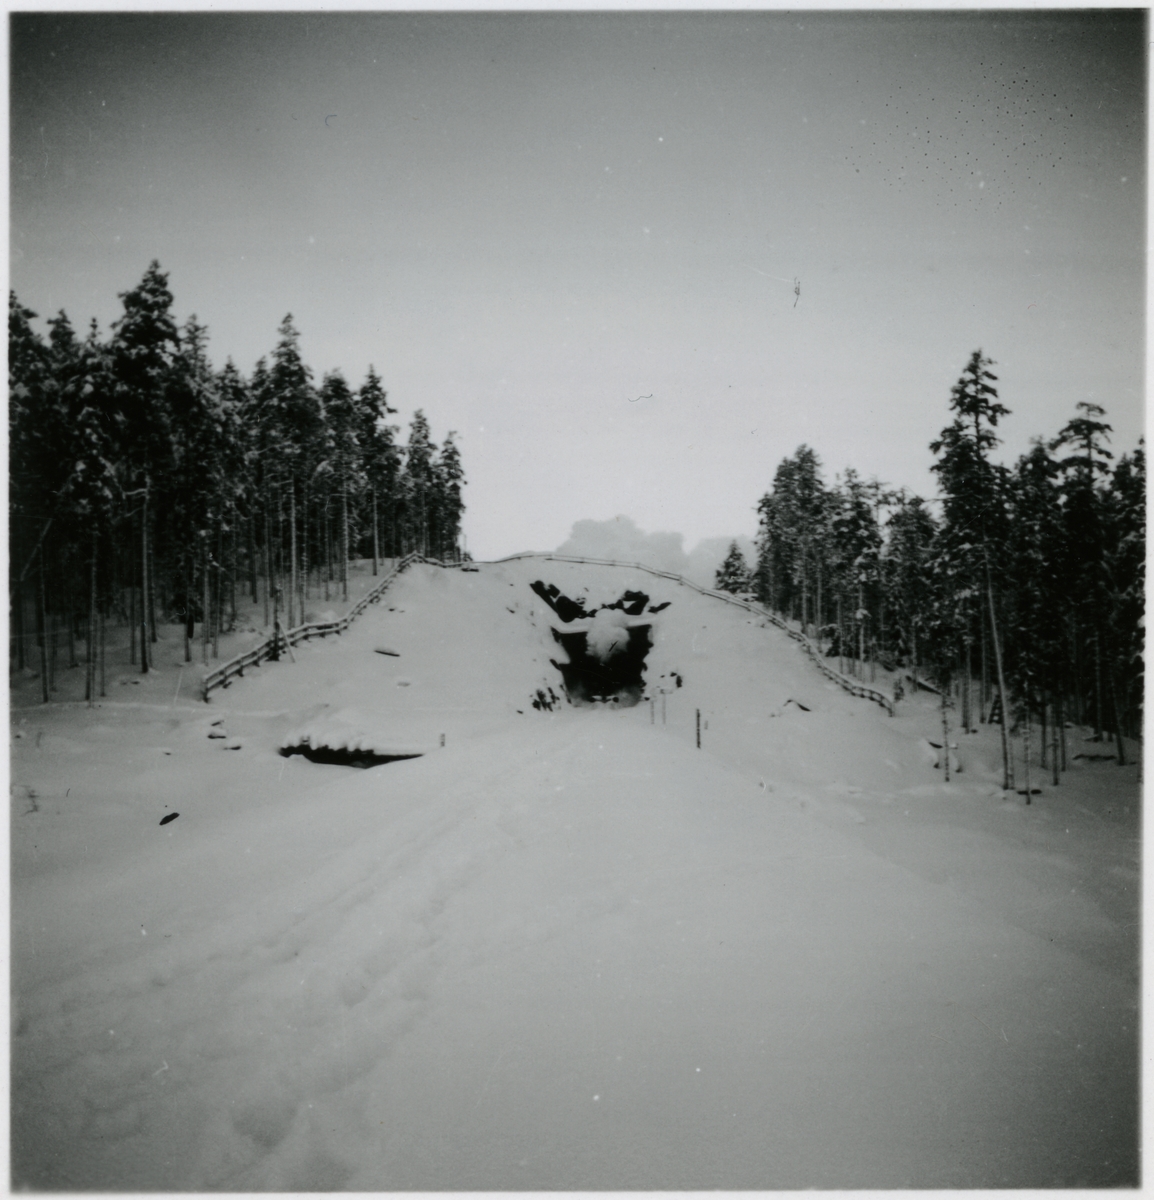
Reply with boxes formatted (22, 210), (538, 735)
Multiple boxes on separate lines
(530, 580), (594, 623)
(279, 744), (424, 769)
(159, 813), (179, 826)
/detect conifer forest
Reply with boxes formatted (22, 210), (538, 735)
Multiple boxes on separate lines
(9, 262), (467, 699)
(721, 351), (1144, 785)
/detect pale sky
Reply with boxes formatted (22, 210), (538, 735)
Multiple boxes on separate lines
(10, 9), (1146, 561)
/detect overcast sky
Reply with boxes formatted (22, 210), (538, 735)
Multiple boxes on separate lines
(11, 10), (1145, 561)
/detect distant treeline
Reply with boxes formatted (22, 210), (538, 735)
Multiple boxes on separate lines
(10, 261), (466, 697)
(715, 351), (1143, 784)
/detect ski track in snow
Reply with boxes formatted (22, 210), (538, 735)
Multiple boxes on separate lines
(10, 560), (1141, 1189)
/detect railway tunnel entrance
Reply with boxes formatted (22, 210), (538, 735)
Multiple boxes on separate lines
(530, 581), (669, 706)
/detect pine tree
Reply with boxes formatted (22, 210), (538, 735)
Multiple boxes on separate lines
(828, 469), (882, 675)
(1005, 440), (1066, 792)
(355, 367), (399, 570)
(1050, 401), (1115, 739)
(402, 410), (436, 556)
(1102, 441), (1144, 751)
(431, 433), (466, 560)
(8, 267), (467, 697)
(714, 542), (751, 594)
(883, 494), (937, 692)
(319, 370), (362, 600)
(930, 351), (1014, 789)
(755, 445), (825, 628)
(258, 316), (322, 627)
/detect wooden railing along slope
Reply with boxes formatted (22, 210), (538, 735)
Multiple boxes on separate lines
(204, 550), (894, 716)
(202, 553), (459, 701)
(494, 552), (895, 716)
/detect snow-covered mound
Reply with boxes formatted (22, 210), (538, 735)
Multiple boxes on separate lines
(10, 560), (1140, 1189)
(280, 708), (433, 761)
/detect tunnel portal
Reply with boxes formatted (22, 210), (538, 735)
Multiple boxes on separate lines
(531, 580), (668, 707)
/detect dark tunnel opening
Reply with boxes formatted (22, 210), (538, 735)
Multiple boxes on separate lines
(530, 581), (669, 707)
(550, 623), (653, 706)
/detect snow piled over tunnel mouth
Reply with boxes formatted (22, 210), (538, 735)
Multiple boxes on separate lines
(585, 607), (632, 661)
(530, 580), (665, 707)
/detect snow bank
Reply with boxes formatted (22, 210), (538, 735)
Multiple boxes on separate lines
(10, 561), (1140, 1189)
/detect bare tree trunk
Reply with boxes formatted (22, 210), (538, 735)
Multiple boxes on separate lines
(249, 512), (259, 604)
(985, 560), (1014, 792)
(263, 509), (271, 629)
(837, 593), (844, 676)
(980, 605), (989, 718)
(275, 485), (284, 625)
(911, 622), (918, 696)
(68, 581), (78, 668)
(213, 527), (222, 659)
(1022, 706), (1032, 803)
(324, 497), (331, 601)
(341, 484), (349, 602)
(371, 487), (379, 576)
(229, 525), (238, 631)
(129, 554), (137, 666)
(289, 479), (298, 630)
(857, 581), (865, 681)
(185, 556), (194, 663)
(940, 685), (951, 782)
(99, 607), (106, 698)
(270, 584), (281, 661)
(962, 639), (972, 733)
(140, 492), (150, 673)
(1057, 693), (1067, 771)
(1108, 662), (1127, 766)
(86, 529), (97, 705)
(1093, 631), (1104, 742)
(148, 516), (158, 647)
(47, 554), (58, 693)
(1050, 699), (1060, 786)
(14, 576), (25, 672)
(1071, 614), (1084, 728)
(301, 486), (310, 603)
(37, 548), (49, 704)
(202, 539), (210, 667)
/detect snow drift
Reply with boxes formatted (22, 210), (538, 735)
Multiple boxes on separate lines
(10, 559), (1140, 1189)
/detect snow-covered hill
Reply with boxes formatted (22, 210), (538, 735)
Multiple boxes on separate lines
(10, 559), (1140, 1189)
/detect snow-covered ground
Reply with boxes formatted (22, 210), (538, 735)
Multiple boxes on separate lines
(10, 559), (1140, 1189)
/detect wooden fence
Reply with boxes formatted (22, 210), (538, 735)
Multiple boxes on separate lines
(204, 549), (895, 716)
(201, 553), (459, 701)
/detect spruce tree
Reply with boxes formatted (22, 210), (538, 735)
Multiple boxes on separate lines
(355, 367), (399, 570)
(883, 494), (937, 692)
(930, 351), (1014, 789)
(402, 410), (436, 556)
(431, 433), (466, 560)
(714, 542), (751, 594)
